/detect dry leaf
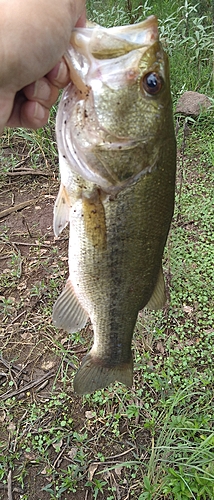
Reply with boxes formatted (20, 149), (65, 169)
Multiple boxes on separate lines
(67, 447), (78, 460)
(88, 463), (98, 481)
(8, 422), (16, 433)
(41, 467), (48, 475)
(52, 439), (63, 451)
(41, 360), (55, 370)
(21, 331), (33, 340)
(156, 341), (165, 354)
(114, 465), (123, 477)
(183, 304), (193, 315)
(0, 410), (6, 422)
(24, 451), (37, 461)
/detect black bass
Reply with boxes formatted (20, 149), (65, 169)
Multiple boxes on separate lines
(53, 16), (176, 394)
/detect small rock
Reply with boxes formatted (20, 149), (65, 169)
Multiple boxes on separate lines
(175, 91), (212, 117)
(85, 410), (96, 419)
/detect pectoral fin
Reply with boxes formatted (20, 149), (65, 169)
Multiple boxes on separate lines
(53, 184), (71, 237)
(52, 279), (88, 333)
(73, 352), (133, 395)
(146, 266), (166, 311)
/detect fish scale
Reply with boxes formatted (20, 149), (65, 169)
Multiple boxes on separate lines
(53, 16), (176, 394)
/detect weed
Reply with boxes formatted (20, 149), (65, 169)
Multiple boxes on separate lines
(86, 478), (107, 499)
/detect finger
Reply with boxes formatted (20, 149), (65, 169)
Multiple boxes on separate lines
(0, 90), (14, 134)
(21, 100), (50, 128)
(6, 91), (50, 129)
(23, 78), (59, 108)
(46, 59), (70, 89)
(5, 74), (62, 130)
(75, 10), (86, 27)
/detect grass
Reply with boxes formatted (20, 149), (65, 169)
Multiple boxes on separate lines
(0, 1), (214, 499)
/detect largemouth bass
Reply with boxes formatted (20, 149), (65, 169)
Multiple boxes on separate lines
(53, 16), (176, 395)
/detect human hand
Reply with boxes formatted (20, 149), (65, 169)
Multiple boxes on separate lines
(0, 0), (85, 132)
(4, 59), (71, 129)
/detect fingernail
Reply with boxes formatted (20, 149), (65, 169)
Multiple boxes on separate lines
(33, 80), (51, 100)
(55, 60), (68, 83)
(33, 102), (46, 121)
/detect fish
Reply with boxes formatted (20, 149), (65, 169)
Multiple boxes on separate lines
(53, 15), (176, 395)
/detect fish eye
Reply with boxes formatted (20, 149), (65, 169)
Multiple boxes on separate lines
(141, 72), (163, 95)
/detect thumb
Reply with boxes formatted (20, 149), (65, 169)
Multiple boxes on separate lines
(0, 90), (14, 134)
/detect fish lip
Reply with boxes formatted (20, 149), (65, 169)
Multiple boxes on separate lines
(105, 15), (159, 43)
(67, 16), (159, 93)
(70, 15), (159, 49)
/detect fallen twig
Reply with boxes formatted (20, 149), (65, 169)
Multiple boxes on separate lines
(104, 447), (136, 461)
(0, 254), (12, 260)
(11, 156), (30, 169)
(0, 356), (24, 373)
(5, 169), (52, 177)
(53, 445), (67, 468)
(7, 470), (13, 500)
(5, 310), (26, 328)
(11, 241), (52, 248)
(0, 199), (36, 219)
(0, 369), (55, 400)
(74, 447), (136, 469)
(36, 380), (49, 392)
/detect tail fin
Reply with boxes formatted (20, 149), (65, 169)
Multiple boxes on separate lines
(73, 352), (133, 395)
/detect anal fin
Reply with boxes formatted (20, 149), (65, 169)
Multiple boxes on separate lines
(146, 266), (166, 311)
(73, 352), (133, 395)
(52, 279), (88, 333)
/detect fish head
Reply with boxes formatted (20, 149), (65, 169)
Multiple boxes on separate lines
(57, 16), (175, 193)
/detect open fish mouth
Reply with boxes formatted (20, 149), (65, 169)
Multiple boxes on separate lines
(68, 15), (158, 66)
(56, 15), (161, 192)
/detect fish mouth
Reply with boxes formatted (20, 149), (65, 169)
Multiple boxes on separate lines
(65, 15), (159, 94)
(70, 15), (158, 58)
(57, 16), (161, 193)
